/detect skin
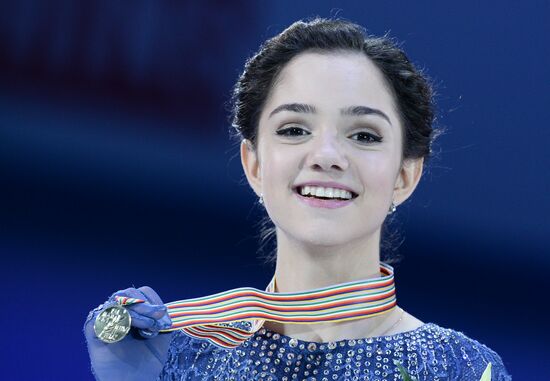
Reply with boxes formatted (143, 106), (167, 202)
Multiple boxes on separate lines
(241, 50), (425, 343)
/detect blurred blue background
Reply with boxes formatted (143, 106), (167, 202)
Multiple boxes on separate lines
(1, 1), (548, 379)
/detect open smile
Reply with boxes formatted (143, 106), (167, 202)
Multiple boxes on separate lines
(292, 186), (358, 209)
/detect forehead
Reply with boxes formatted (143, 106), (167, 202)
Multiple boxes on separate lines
(263, 51), (397, 119)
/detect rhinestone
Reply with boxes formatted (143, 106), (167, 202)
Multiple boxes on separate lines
(166, 313), (506, 381)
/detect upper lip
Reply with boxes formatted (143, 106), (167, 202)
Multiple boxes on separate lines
(293, 181), (359, 196)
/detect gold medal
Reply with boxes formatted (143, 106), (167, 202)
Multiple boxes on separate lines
(94, 305), (132, 343)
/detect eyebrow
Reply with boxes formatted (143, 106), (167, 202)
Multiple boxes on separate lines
(268, 103), (392, 126)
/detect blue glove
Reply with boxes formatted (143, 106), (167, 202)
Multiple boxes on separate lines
(84, 286), (175, 381)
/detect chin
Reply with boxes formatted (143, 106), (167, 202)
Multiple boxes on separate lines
(295, 229), (356, 247)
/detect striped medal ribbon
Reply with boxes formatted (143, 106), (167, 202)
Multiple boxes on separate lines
(113, 262), (397, 349)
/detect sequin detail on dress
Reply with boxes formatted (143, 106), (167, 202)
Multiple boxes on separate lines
(157, 321), (512, 380)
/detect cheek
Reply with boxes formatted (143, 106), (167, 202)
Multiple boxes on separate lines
(358, 154), (397, 194)
(261, 148), (296, 192)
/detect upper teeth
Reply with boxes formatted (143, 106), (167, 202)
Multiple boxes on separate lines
(299, 186), (354, 199)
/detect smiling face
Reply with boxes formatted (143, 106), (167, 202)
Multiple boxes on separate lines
(241, 50), (423, 247)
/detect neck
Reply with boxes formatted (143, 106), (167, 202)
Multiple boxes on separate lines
(263, 227), (403, 342)
(273, 227), (383, 293)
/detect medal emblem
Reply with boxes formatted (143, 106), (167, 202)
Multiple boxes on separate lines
(94, 305), (132, 343)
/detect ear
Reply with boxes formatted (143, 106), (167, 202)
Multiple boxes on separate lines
(393, 157), (424, 205)
(240, 139), (262, 197)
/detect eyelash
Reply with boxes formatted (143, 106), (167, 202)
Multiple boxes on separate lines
(276, 126), (383, 144)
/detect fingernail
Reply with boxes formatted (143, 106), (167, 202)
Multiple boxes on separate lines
(139, 329), (159, 339)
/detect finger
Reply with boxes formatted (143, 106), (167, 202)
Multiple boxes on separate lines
(137, 286), (164, 305)
(129, 310), (170, 332)
(159, 313), (173, 329)
(102, 287), (171, 329)
(110, 288), (148, 303)
(126, 302), (167, 320)
(127, 309), (157, 330)
(107, 288), (169, 323)
(138, 328), (159, 339)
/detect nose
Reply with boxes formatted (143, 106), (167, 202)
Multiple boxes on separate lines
(305, 129), (349, 172)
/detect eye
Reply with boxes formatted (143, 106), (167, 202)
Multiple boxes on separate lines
(276, 126), (382, 144)
(275, 126), (310, 137)
(349, 131), (383, 144)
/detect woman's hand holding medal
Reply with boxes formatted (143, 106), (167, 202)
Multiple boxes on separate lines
(84, 286), (174, 381)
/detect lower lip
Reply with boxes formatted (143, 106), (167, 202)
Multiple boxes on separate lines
(294, 190), (355, 209)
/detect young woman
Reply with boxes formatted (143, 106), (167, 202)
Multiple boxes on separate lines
(84, 18), (512, 380)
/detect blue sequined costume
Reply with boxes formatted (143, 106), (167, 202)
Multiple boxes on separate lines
(157, 321), (512, 380)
